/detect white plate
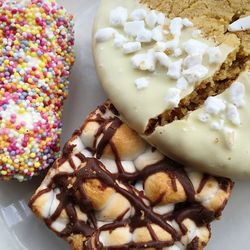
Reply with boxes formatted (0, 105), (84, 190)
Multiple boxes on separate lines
(0, 1), (249, 249)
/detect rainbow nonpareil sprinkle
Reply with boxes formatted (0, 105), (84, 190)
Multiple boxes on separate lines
(0, 0), (74, 181)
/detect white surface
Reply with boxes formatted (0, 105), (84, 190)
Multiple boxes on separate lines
(0, 1), (249, 249)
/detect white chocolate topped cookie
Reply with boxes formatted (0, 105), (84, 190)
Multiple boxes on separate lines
(93, 0), (250, 179)
(29, 102), (233, 250)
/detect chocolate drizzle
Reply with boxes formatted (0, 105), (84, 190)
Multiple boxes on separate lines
(29, 102), (233, 250)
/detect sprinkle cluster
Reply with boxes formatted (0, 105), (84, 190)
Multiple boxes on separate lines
(0, 0), (74, 181)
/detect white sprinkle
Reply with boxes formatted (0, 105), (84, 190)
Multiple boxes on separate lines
(173, 48), (182, 57)
(228, 16), (250, 32)
(183, 39), (208, 56)
(223, 127), (235, 149)
(210, 119), (224, 130)
(145, 11), (158, 28)
(152, 26), (164, 42)
(169, 17), (183, 37)
(113, 33), (128, 48)
(198, 112), (210, 123)
(182, 65), (208, 84)
(204, 96), (226, 115)
(227, 104), (241, 126)
(131, 50), (156, 72)
(109, 7), (128, 27)
(95, 28), (116, 42)
(130, 9), (147, 21)
(229, 81), (245, 107)
(164, 88), (181, 107)
(183, 54), (203, 69)
(123, 42), (141, 54)
(176, 77), (188, 90)
(206, 47), (222, 64)
(136, 29), (152, 42)
(157, 12), (166, 25)
(167, 59), (183, 79)
(155, 52), (171, 68)
(134, 78), (149, 90)
(124, 21), (145, 37)
(182, 18), (193, 27)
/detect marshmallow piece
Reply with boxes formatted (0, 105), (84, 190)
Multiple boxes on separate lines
(182, 18), (193, 27)
(176, 77), (188, 90)
(164, 88), (181, 108)
(124, 21), (145, 37)
(155, 52), (171, 68)
(210, 119), (224, 131)
(95, 28), (116, 42)
(153, 204), (174, 215)
(157, 12), (166, 25)
(229, 81), (245, 107)
(198, 113), (210, 123)
(206, 47), (222, 64)
(183, 39), (208, 56)
(123, 42), (141, 54)
(167, 59), (182, 79)
(223, 127), (235, 149)
(134, 78), (149, 90)
(227, 104), (241, 126)
(130, 8), (147, 21)
(109, 7), (128, 27)
(174, 48), (182, 57)
(136, 29), (152, 43)
(145, 11), (158, 28)
(169, 17), (183, 37)
(113, 33), (128, 48)
(182, 65), (208, 84)
(204, 97), (226, 115)
(228, 16), (250, 32)
(165, 38), (180, 51)
(152, 26), (164, 42)
(183, 55), (203, 69)
(131, 50), (156, 71)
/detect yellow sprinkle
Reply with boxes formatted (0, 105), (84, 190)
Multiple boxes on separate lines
(34, 162), (40, 168)
(1, 170), (7, 176)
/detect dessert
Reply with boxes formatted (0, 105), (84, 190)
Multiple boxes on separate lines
(29, 102), (233, 250)
(0, 0), (74, 181)
(93, 0), (250, 179)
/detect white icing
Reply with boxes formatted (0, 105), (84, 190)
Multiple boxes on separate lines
(228, 16), (250, 32)
(223, 127), (235, 149)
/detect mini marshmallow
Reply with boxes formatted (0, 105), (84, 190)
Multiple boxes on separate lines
(113, 33), (128, 48)
(169, 17), (183, 37)
(204, 97), (226, 115)
(227, 104), (241, 126)
(157, 12), (166, 25)
(183, 55), (203, 69)
(130, 8), (147, 21)
(124, 21), (145, 37)
(165, 38), (180, 51)
(182, 18), (193, 27)
(164, 88), (181, 108)
(210, 119), (224, 131)
(182, 65), (208, 84)
(134, 78), (149, 90)
(123, 42), (141, 54)
(145, 11), (158, 28)
(198, 113), (210, 123)
(228, 16), (250, 32)
(109, 7), (128, 27)
(174, 48), (182, 57)
(229, 81), (245, 107)
(136, 29), (152, 43)
(183, 39), (208, 56)
(206, 47), (222, 64)
(152, 26), (164, 42)
(176, 77), (188, 90)
(95, 28), (116, 42)
(155, 52), (171, 68)
(167, 59), (183, 79)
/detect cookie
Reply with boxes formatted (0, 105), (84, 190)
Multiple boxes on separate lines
(93, 0), (250, 179)
(0, 0), (74, 181)
(29, 102), (233, 250)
